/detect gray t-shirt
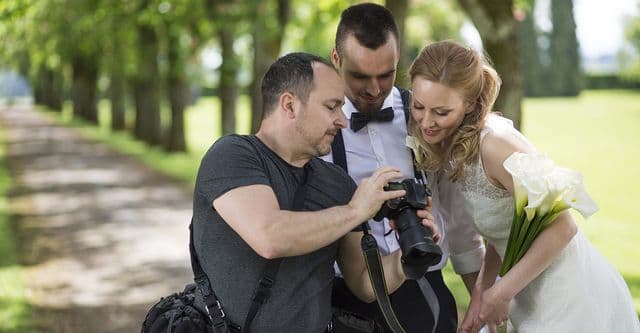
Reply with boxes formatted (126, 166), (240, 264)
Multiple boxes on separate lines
(193, 134), (357, 332)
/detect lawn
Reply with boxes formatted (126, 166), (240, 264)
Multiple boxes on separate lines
(12, 89), (640, 322)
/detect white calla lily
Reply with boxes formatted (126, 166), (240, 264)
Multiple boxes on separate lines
(500, 152), (598, 276)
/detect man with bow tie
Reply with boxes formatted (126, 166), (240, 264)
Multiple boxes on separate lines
(322, 3), (485, 333)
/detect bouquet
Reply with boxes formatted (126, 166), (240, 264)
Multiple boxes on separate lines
(499, 152), (598, 276)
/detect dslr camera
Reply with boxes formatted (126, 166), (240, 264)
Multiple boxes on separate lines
(373, 179), (442, 269)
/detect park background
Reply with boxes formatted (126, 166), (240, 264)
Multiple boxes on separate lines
(1, 0), (640, 331)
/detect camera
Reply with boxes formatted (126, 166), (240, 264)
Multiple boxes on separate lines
(373, 179), (442, 269)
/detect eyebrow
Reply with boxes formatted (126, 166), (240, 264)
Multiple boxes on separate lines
(412, 98), (452, 111)
(325, 98), (344, 107)
(348, 68), (396, 78)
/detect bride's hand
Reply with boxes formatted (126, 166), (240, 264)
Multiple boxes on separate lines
(474, 286), (511, 332)
(459, 289), (483, 333)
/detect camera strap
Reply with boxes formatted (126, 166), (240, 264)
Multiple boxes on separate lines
(190, 165), (310, 333)
(360, 227), (406, 333)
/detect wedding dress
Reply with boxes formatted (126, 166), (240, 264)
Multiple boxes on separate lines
(442, 115), (639, 332)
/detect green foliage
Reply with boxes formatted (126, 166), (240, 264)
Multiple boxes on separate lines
(584, 73), (640, 90)
(0, 123), (33, 332)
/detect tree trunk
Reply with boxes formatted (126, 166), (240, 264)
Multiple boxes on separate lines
(219, 26), (238, 136)
(518, 9), (545, 97)
(71, 54), (99, 123)
(165, 28), (188, 152)
(249, 0), (290, 134)
(133, 24), (162, 146)
(385, 0), (410, 88)
(40, 69), (63, 111)
(549, 0), (581, 96)
(458, 0), (523, 129)
(110, 69), (127, 131)
(110, 36), (127, 131)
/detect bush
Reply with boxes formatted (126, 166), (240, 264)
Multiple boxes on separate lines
(584, 73), (640, 90)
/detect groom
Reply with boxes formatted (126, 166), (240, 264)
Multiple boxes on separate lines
(323, 3), (485, 332)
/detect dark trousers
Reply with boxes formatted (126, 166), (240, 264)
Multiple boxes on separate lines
(331, 270), (457, 333)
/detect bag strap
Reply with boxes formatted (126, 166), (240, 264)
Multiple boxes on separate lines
(190, 165), (309, 333)
(242, 164), (310, 333)
(189, 222), (234, 332)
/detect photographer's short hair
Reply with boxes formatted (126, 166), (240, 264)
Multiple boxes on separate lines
(261, 52), (332, 119)
(335, 3), (400, 58)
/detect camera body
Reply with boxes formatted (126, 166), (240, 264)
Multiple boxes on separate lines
(373, 179), (442, 269)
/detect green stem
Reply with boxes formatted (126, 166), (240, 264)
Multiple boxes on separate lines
(500, 210), (525, 276)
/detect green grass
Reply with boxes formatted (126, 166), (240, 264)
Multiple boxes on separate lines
(0, 123), (33, 332)
(40, 89), (640, 317)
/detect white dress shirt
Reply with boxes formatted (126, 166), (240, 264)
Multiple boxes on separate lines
(322, 87), (486, 273)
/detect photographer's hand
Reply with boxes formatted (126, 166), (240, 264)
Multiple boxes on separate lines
(348, 167), (405, 222)
(389, 197), (441, 242)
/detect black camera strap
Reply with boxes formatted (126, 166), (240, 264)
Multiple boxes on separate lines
(332, 87), (439, 333)
(360, 226), (406, 333)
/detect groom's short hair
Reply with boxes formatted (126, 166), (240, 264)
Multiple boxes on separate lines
(335, 3), (400, 58)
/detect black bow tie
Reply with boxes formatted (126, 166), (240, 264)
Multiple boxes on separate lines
(350, 107), (394, 132)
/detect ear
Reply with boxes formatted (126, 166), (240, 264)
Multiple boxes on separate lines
(331, 48), (341, 70)
(278, 91), (296, 119)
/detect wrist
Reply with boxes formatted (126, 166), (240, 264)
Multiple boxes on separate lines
(489, 282), (514, 302)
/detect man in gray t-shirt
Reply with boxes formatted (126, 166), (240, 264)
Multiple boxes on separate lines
(192, 53), (428, 332)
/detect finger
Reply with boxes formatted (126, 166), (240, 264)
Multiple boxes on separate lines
(460, 314), (474, 330)
(488, 323), (498, 333)
(370, 166), (401, 179)
(421, 218), (439, 237)
(472, 316), (486, 333)
(415, 209), (433, 220)
(381, 189), (405, 201)
(376, 170), (404, 185)
(388, 219), (396, 230)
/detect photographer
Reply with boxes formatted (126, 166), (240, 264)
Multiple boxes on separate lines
(192, 52), (438, 332)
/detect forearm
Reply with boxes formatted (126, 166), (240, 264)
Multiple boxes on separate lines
(491, 212), (577, 299)
(259, 205), (365, 258)
(460, 271), (479, 294)
(338, 234), (406, 303)
(469, 244), (501, 297)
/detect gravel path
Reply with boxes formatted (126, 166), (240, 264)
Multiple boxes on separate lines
(1, 104), (194, 332)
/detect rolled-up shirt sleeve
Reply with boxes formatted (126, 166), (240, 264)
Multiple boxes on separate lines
(435, 177), (485, 275)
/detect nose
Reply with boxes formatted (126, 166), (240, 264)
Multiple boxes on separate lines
(365, 79), (381, 97)
(420, 111), (435, 128)
(335, 109), (348, 129)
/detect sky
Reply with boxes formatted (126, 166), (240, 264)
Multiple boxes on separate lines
(462, 0), (639, 60)
(557, 0), (638, 59)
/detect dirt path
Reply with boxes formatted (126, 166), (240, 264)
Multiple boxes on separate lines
(1, 104), (194, 332)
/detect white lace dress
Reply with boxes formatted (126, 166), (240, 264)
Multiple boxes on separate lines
(443, 116), (640, 332)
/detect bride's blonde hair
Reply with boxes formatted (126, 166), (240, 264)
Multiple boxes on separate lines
(408, 40), (501, 181)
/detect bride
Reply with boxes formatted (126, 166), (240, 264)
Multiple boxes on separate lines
(406, 40), (640, 333)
